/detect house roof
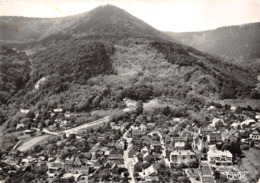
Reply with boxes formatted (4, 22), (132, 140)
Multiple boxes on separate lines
(151, 141), (161, 146)
(132, 157), (139, 165)
(241, 119), (256, 126)
(208, 150), (232, 157)
(200, 128), (213, 132)
(171, 150), (195, 156)
(91, 160), (101, 167)
(252, 128), (260, 134)
(108, 154), (123, 160)
(175, 142), (185, 147)
(53, 108), (63, 112)
(171, 137), (188, 141)
(141, 146), (149, 152)
(145, 165), (158, 176)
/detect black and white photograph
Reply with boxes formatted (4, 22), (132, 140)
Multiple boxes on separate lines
(0, 0), (260, 182)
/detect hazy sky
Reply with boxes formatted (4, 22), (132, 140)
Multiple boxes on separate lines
(0, 0), (260, 32)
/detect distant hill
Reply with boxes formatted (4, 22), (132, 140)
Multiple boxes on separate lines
(0, 5), (172, 44)
(166, 22), (260, 60)
(0, 5), (259, 123)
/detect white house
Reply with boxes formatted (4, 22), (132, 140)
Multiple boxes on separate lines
(250, 129), (260, 140)
(174, 142), (185, 150)
(170, 150), (197, 166)
(143, 165), (158, 182)
(207, 149), (232, 167)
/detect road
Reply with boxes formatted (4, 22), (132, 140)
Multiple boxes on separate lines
(17, 135), (50, 152)
(64, 116), (110, 134)
(153, 131), (171, 167)
(123, 130), (135, 183)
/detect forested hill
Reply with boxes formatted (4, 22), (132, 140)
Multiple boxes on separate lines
(166, 22), (260, 60)
(0, 5), (259, 132)
(0, 5), (172, 45)
(0, 46), (31, 105)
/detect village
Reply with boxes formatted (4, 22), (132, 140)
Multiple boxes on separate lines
(0, 100), (260, 183)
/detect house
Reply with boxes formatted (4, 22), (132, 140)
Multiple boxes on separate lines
(163, 134), (171, 144)
(147, 123), (156, 131)
(16, 123), (25, 131)
(20, 109), (30, 114)
(132, 156), (142, 171)
(125, 131), (132, 138)
(192, 135), (208, 152)
(53, 108), (63, 113)
(107, 153), (123, 161)
(150, 141), (161, 150)
(174, 142), (185, 150)
(141, 146), (150, 154)
(131, 124), (147, 136)
(128, 144), (138, 158)
(222, 129), (238, 141)
(171, 123), (183, 134)
(211, 118), (225, 129)
(47, 162), (63, 178)
(116, 138), (125, 150)
(82, 152), (92, 160)
(64, 156), (89, 174)
(170, 150), (197, 166)
(143, 165), (158, 182)
(199, 128), (213, 136)
(110, 163), (119, 174)
(143, 152), (152, 162)
(64, 112), (72, 119)
(171, 137), (188, 144)
(207, 133), (221, 143)
(230, 106), (237, 111)
(141, 136), (152, 146)
(192, 123), (200, 132)
(250, 129), (260, 140)
(207, 149), (232, 167)
(91, 160), (101, 169)
(185, 125), (193, 132)
(241, 119), (256, 128)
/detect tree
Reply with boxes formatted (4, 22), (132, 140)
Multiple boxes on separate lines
(136, 100), (143, 114)
(123, 172), (129, 179)
(213, 170), (221, 179)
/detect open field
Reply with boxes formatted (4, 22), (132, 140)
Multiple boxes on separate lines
(17, 135), (51, 152)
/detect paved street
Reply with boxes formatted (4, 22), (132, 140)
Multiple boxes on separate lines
(123, 130), (135, 183)
(153, 131), (171, 167)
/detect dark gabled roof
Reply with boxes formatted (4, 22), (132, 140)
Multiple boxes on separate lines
(252, 128), (260, 134)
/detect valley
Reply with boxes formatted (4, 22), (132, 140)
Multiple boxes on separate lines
(0, 4), (259, 183)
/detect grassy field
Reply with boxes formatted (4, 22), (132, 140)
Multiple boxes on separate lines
(238, 148), (260, 183)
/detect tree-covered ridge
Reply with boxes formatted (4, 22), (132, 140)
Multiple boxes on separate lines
(151, 41), (259, 99)
(31, 40), (114, 84)
(14, 40), (116, 107)
(0, 46), (31, 104)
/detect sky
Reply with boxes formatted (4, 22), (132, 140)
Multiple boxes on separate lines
(0, 0), (260, 32)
